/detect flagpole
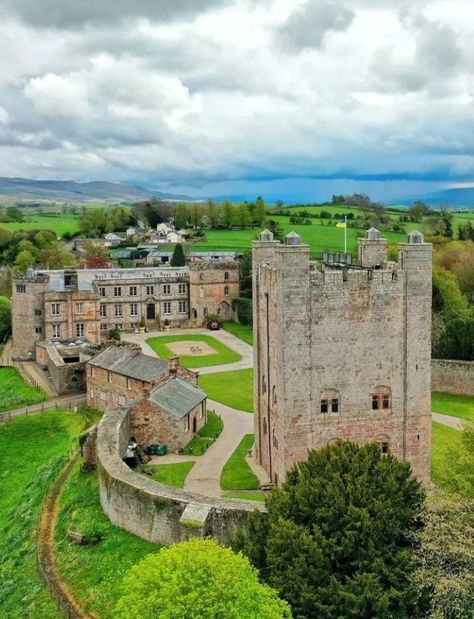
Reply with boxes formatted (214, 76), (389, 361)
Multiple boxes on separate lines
(344, 215), (347, 254)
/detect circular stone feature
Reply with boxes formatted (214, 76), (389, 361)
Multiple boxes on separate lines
(166, 341), (218, 356)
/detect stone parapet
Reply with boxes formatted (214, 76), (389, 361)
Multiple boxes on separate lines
(96, 406), (264, 546)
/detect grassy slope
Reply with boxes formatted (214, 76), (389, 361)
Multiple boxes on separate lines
(55, 464), (157, 618)
(146, 334), (241, 368)
(432, 392), (474, 422)
(222, 321), (253, 345)
(0, 409), (87, 618)
(199, 368), (253, 412)
(0, 366), (47, 412)
(431, 421), (473, 498)
(139, 461), (195, 488)
(220, 434), (260, 491)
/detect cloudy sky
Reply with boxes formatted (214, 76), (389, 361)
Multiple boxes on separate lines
(0, 0), (473, 202)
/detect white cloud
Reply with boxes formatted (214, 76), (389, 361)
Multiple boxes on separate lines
(0, 0), (472, 198)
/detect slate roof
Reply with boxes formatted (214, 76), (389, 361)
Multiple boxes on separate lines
(150, 378), (207, 419)
(88, 346), (168, 382)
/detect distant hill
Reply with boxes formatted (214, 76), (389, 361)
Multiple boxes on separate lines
(400, 186), (474, 208)
(0, 177), (190, 204)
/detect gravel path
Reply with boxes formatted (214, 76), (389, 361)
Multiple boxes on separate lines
(432, 411), (465, 430)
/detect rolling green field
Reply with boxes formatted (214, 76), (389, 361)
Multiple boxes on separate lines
(139, 461), (195, 488)
(222, 321), (253, 345)
(146, 334), (241, 368)
(0, 213), (81, 236)
(0, 409), (89, 618)
(199, 368), (253, 412)
(0, 366), (47, 411)
(432, 392), (474, 422)
(221, 434), (260, 492)
(56, 463), (157, 618)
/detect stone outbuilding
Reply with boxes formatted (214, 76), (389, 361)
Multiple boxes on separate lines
(86, 345), (207, 452)
(130, 377), (207, 451)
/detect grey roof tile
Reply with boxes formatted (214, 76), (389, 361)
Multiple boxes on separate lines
(88, 346), (168, 381)
(150, 378), (207, 419)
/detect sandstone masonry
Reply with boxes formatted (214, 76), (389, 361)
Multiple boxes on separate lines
(431, 359), (474, 396)
(253, 228), (432, 485)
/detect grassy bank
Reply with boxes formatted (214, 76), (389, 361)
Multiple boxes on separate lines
(222, 321), (253, 346)
(0, 409), (87, 617)
(431, 421), (473, 498)
(0, 366), (47, 411)
(221, 434), (260, 491)
(146, 334), (241, 368)
(199, 368), (253, 412)
(55, 464), (157, 618)
(432, 392), (474, 422)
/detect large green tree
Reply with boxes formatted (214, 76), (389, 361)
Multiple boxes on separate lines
(236, 441), (426, 619)
(113, 538), (291, 619)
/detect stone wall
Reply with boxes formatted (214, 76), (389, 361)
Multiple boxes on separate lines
(432, 359), (474, 396)
(97, 406), (264, 546)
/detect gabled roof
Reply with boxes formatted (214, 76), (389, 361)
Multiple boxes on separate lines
(149, 378), (207, 419)
(88, 346), (168, 382)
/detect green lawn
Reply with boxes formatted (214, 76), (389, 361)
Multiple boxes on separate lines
(222, 321), (253, 346)
(199, 368), (253, 412)
(0, 409), (89, 618)
(0, 366), (47, 412)
(0, 213), (81, 236)
(226, 491), (267, 502)
(431, 421), (473, 498)
(139, 461), (195, 488)
(432, 392), (474, 422)
(55, 463), (157, 618)
(146, 334), (241, 368)
(220, 434), (260, 491)
(183, 409), (223, 455)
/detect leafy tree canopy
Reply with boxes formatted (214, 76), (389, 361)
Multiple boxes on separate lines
(235, 441), (426, 619)
(113, 538), (292, 619)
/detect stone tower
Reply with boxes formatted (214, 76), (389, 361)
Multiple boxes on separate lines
(252, 229), (432, 485)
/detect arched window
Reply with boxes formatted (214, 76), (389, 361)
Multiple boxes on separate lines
(371, 386), (391, 411)
(263, 417), (267, 435)
(262, 375), (266, 394)
(199, 272), (204, 281)
(199, 286), (204, 298)
(320, 389), (340, 414)
(272, 386), (277, 405)
(376, 434), (390, 455)
(224, 285), (229, 295)
(224, 271), (229, 281)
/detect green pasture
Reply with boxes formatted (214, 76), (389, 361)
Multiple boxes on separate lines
(0, 409), (89, 618)
(0, 366), (47, 412)
(199, 368), (253, 412)
(139, 461), (195, 488)
(56, 463), (157, 618)
(222, 321), (253, 345)
(431, 421), (473, 498)
(221, 434), (260, 492)
(0, 213), (81, 236)
(432, 392), (474, 422)
(146, 334), (241, 368)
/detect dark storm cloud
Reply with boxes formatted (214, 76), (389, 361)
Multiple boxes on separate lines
(0, 0), (228, 28)
(277, 1), (355, 53)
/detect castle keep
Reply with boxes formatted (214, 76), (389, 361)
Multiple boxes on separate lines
(253, 228), (432, 485)
(11, 261), (239, 359)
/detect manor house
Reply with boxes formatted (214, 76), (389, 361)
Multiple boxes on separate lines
(11, 261), (239, 360)
(252, 228), (432, 485)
